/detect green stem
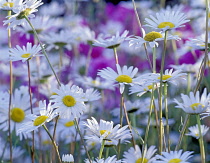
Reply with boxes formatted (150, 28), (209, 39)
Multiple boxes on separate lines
(42, 125), (62, 163)
(98, 139), (105, 159)
(24, 16), (61, 87)
(158, 30), (168, 154)
(105, 147), (110, 159)
(113, 47), (119, 65)
(196, 115), (206, 163)
(152, 47), (156, 73)
(187, 73), (191, 94)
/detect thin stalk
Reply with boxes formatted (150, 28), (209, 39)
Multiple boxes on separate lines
(43, 125), (62, 163)
(164, 83), (170, 152)
(74, 119), (92, 163)
(187, 73), (191, 94)
(118, 94), (124, 159)
(105, 147), (110, 159)
(160, 0), (166, 8)
(24, 16), (61, 87)
(27, 60), (35, 163)
(152, 47), (156, 73)
(158, 30), (168, 154)
(196, 115), (205, 163)
(85, 45), (93, 76)
(7, 9), (13, 163)
(171, 40), (179, 65)
(98, 139), (105, 159)
(113, 47), (119, 65)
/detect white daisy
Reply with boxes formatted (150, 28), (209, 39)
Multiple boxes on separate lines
(97, 64), (139, 94)
(123, 145), (157, 163)
(0, 0), (24, 11)
(83, 117), (131, 145)
(174, 88), (210, 114)
(17, 100), (56, 134)
(40, 30), (72, 51)
(3, 0), (43, 29)
(145, 10), (190, 31)
(124, 100), (141, 113)
(85, 155), (122, 163)
(83, 88), (101, 102)
(93, 30), (129, 49)
(154, 150), (193, 163)
(50, 84), (86, 119)
(62, 154), (74, 163)
(186, 34), (209, 50)
(9, 42), (42, 62)
(186, 124), (209, 139)
(128, 28), (181, 48)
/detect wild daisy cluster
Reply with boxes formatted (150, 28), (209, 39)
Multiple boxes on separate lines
(0, 0), (210, 162)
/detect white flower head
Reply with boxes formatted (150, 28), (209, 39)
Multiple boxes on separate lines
(62, 154), (74, 163)
(186, 124), (209, 139)
(128, 28), (181, 48)
(50, 84), (86, 119)
(18, 100), (56, 134)
(84, 117), (131, 145)
(93, 30), (129, 49)
(145, 10), (190, 31)
(98, 64), (139, 94)
(174, 88), (210, 114)
(9, 42), (42, 62)
(0, 0), (24, 11)
(123, 145), (157, 163)
(155, 150), (193, 163)
(85, 155), (122, 163)
(3, 0), (43, 29)
(83, 88), (101, 102)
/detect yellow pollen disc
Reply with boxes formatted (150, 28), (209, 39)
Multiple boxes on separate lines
(158, 22), (175, 29)
(62, 95), (76, 107)
(168, 158), (182, 163)
(190, 103), (204, 110)
(16, 8), (32, 20)
(91, 142), (96, 147)
(92, 80), (100, 85)
(64, 121), (74, 127)
(42, 140), (51, 145)
(33, 116), (48, 126)
(116, 75), (132, 83)
(21, 53), (31, 58)
(51, 92), (58, 95)
(144, 31), (163, 42)
(158, 75), (172, 80)
(10, 108), (25, 123)
(195, 133), (199, 137)
(3, 2), (14, 7)
(136, 158), (148, 163)
(100, 130), (111, 136)
(144, 84), (153, 91)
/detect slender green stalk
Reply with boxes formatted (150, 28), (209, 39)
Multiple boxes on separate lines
(158, 30), (168, 154)
(164, 83), (170, 152)
(187, 73), (191, 94)
(196, 115), (206, 163)
(74, 119), (92, 163)
(7, 10), (13, 163)
(27, 60), (35, 163)
(152, 47), (156, 73)
(160, 0), (166, 8)
(113, 47), (119, 65)
(24, 16), (61, 87)
(43, 125), (62, 163)
(98, 139), (105, 159)
(105, 147), (110, 159)
(85, 45), (93, 76)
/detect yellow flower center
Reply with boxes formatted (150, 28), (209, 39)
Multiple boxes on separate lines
(158, 75), (172, 80)
(136, 158), (148, 163)
(158, 22), (175, 29)
(10, 108), (25, 123)
(144, 31), (163, 42)
(116, 75), (132, 83)
(100, 130), (111, 136)
(143, 84), (153, 91)
(16, 8), (32, 20)
(3, 2), (14, 7)
(91, 142), (96, 147)
(42, 140), (51, 145)
(168, 158), (182, 163)
(195, 133), (199, 137)
(21, 53), (31, 58)
(33, 116), (48, 126)
(64, 121), (74, 127)
(190, 103), (204, 110)
(62, 95), (76, 107)
(92, 80), (100, 85)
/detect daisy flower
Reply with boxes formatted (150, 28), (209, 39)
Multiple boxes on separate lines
(0, 0), (24, 11)
(154, 150), (193, 163)
(186, 124), (209, 139)
(83, 117), (131, 145)
(85, 155), (122, 163)
(174, 88), (210, 114)
(9, 42), (42, 62)
(186, 34), (210, 50)
(3, 0), (43, 29)
(128, 28), (181, 48)
(93, 30), (129, 49)
(97, 64), (139, 94)
(124, 100), (141, 113)
(83, 88), (101, 102)
(17, 100), (56, 134)
(123, 145), (157, 163)
(50, 84), (86, 119)
(145, 10), (190, 31)
(62, 154), (74, 163)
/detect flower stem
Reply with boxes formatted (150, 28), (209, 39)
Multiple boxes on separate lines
(113, 47), (119, 65)
(43, 125), (62, 163)
(24, 16), (61, 87)
(98, 139), (105, 159)
(196, 115), (206, 163)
